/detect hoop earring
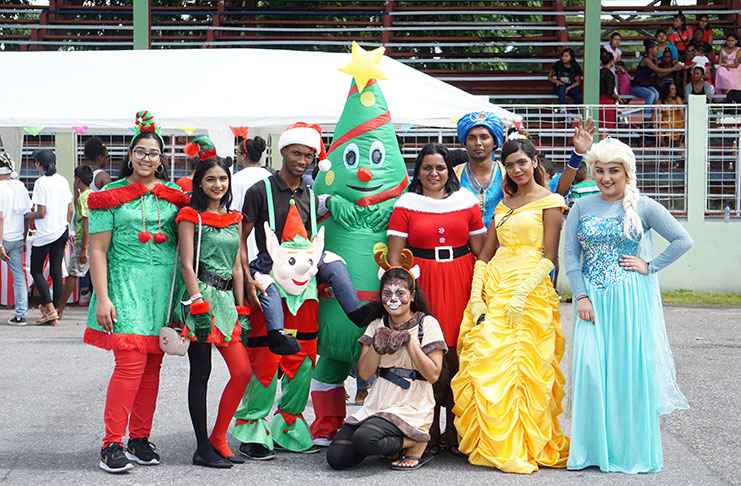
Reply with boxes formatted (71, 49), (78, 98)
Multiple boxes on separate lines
(155, 164), (165, 174)
(128, 160), (133, 169)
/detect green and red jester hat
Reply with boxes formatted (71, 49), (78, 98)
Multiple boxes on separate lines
(184, 135), (218, 161)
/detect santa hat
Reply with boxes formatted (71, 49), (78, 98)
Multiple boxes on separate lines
(184, 135), (218, 161)
(278, 122), (330, 172)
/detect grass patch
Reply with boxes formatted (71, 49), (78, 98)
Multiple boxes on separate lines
(660, 289), (741, 306)
(559, 289), (741, 306)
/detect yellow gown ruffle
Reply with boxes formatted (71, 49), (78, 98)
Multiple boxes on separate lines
(452, 194), (569, 474)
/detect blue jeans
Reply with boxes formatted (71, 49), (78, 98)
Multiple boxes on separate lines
(631, 86), (659, 117)
(251, 252), (360, 332)
(3, 239), (27, 319)
(553, 84), (583, 104)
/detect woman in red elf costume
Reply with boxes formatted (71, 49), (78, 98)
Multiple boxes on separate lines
(172, 135), (251, 469)
(84, 111), (189, 474)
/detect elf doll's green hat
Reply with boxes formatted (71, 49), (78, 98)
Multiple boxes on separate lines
(131, 109), (163, 147)
(184, 135), (218, 161)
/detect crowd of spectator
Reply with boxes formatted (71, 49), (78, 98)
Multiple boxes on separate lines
(548, 11), (741, 119)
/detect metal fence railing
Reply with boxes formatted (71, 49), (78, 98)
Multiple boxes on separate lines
(707, 104), (741, 217)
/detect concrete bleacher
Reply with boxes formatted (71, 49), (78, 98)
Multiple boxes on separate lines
(2, 1), (739, 102)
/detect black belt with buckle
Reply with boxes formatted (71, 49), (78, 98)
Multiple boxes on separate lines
(246, 331), (318, 348)
(198, 266), (233, 291)
(408, 245), (470, 262)
(378, 367), (426, 390)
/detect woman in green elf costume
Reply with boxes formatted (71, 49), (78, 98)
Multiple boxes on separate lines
(85, 111), (189, 474)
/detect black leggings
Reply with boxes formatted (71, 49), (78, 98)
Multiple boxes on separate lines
(30, 229), (68, 307)
(326, 417), (404, 470)
(187, 341), (216, 458)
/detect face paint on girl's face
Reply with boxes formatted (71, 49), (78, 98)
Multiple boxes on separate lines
(381, 280), (411, 314)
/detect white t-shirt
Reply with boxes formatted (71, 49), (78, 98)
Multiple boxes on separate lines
(31, 173), (72, 247)
(231, 166), (271, 262)
(691, 55), (710, 72)
(0, 179), (32, 242)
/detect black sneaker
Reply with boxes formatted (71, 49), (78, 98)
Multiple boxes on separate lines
(267, 330), (301, 356)
(347, 301), (384, 328)
(99, 443), (134, 474)
(125, 437), (160, 465)
(239, 443), (276, 461)
(7, 316), (27, 326)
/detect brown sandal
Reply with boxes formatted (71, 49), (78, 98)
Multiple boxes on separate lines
(36, 304), (59, 326)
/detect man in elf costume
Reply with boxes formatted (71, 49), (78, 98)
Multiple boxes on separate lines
(309, 42), (410, 444)
(231, 207), (324, 459)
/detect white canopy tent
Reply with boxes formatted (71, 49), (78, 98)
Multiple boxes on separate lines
(0, 47), (520, 168)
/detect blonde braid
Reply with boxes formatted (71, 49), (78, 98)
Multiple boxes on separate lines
(622, 177), (643, 240)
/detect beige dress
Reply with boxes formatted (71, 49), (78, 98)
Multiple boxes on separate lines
(348, 312), (447, 441)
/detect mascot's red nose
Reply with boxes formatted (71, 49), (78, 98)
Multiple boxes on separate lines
(357, 168), (373, 182)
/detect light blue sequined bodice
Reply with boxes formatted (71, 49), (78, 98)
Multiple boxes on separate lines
(578, 215), (640, 289)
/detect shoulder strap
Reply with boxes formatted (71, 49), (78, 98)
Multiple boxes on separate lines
(264, 178), (275, 231)
(309, 187), (317, 238)
(418, 313), (425, 342)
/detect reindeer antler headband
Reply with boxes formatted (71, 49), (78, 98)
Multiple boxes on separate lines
(374, 249), (421, 288)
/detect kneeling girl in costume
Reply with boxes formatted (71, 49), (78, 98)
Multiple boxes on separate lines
(172, 136), (251, 468)
(326, 250), (446, 471)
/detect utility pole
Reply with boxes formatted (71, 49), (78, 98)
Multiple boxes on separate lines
(133, 0), (151, 50)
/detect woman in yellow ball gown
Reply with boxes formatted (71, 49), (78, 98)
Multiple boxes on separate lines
(452, 121), (593, 474)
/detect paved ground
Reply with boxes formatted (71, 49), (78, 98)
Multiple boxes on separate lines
(0, 303), (739, 486)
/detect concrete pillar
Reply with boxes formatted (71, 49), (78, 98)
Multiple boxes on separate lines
(54, 131), (76, 193)
(686, 95), (708, 224)
(133, 0), (151, 50)
(583, 0), (602, 127)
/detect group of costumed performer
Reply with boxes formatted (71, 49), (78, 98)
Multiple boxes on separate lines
(235, 119), (382, 458)
(309, 42), (410, 444)
(170, 135), (252, 469)
(84, 110), (189, 474)
(451, 122), (595, 473)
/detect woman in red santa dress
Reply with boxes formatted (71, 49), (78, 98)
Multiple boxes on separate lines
(386, 143), (485, 455)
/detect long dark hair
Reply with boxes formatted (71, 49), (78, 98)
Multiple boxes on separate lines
(407, 143), (460, 195)
(379, 268), (431, 316)
(117, 131), (169, 181)
(34, 149), (57, 176)
(189, 156), (234, 211)
(500, 137), (546, 197)
(238, 136), (267, 164)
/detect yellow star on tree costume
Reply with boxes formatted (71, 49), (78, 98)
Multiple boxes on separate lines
(339, 41), (387, 92)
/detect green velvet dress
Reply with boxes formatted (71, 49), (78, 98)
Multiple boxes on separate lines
(171, 207), (242, 345)
(84, 179), (189, 354)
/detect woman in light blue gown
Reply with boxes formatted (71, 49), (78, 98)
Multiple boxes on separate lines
(564, 137), (692, 474)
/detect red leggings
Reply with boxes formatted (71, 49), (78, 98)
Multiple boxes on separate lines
(103, 349), (164, 446)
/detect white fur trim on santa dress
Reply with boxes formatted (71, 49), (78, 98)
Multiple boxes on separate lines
(392, 189), (479, 214)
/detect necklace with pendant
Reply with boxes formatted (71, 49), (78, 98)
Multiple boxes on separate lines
(467, 163), (495, 216)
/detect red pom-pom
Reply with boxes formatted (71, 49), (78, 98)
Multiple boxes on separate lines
(138, 231), (152, 243)
(153, 232), (168, 244)
(265, 430), (270, 435)
(283, 428), (288, 434)
(184, 142), (200, 158)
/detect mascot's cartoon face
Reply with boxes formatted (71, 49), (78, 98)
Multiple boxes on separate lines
(265, 222), (324, 296)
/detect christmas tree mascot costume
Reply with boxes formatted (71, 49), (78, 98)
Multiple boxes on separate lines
(310, 42), (409, 442)
(230, 201), (325, 456)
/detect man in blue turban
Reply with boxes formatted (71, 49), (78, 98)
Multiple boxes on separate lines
(454, 111), (505, 228)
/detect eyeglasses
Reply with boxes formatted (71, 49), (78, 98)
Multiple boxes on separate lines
(132, 148), (163, 162)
